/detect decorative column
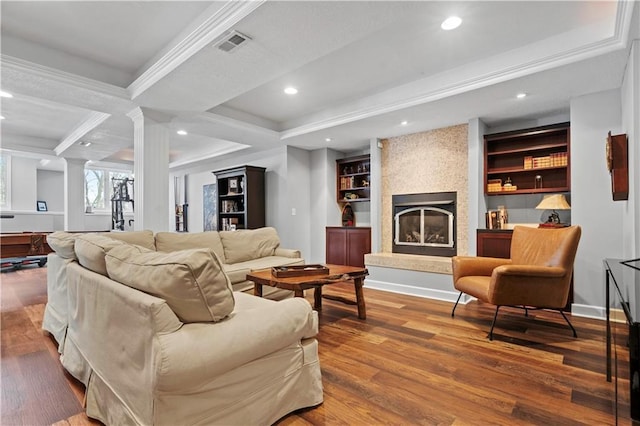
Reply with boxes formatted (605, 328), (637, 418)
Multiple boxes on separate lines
(64, 158), (87, 231)
(369, 138), (381, 253)
(126, 107), (170, 232)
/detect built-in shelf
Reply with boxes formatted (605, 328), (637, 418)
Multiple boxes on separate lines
(484, 122), (570, 196)
(336, 154), (370, 203)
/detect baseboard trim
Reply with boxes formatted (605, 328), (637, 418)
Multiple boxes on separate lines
(365, 279), (606, 322)
(364, 279), (469, 304)
(571, 303), (606, 320)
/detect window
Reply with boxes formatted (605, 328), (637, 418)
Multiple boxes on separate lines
(85, 167), (133, 212)
(0, 153), (11, 209)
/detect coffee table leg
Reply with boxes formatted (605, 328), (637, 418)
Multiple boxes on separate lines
(314, 286), (322, 310)
(254, 283), (263, 298)
(294, 289), (304, 298)
(354, 278), (366, 319)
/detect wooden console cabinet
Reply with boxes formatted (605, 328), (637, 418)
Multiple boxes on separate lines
(326, 227), (371, 268)
(476, 229), (513, 258)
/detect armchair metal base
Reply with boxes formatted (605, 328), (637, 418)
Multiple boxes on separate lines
(452, 292), (578, 341)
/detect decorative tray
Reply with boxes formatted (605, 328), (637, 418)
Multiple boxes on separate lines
(271, 264), (330, 278)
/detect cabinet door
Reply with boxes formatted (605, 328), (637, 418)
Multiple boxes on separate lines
(476, 230), (512, 258)
(346, 228), (371, 267)
(326, 227), (347, 265)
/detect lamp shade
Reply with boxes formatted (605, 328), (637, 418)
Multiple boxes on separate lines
(535, 194), (571, 210)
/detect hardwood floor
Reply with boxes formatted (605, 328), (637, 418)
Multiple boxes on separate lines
(1, 265), (631, 425)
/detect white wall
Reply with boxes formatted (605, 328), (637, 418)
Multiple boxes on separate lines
(309, 148), (342, 263)
(570, 89), (624, 313)
(11, 157), (38, 211)
(178, 147), (316, 258)
(285, 146), (312, 261)
(621, 36), (639, 319)
(37, 169), (64, 212)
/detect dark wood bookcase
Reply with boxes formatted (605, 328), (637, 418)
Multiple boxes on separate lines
(484, 122), (570, 195)
(213, 165), (265, 230)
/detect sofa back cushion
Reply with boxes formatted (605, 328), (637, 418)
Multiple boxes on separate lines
(219, 227), (280, 264)
(47, 231), (78, 260)
(105, 245), (235, 323)
(99, 230), (155, 251)
(155, 231), (225, 263)
(74, 234), (128, 276)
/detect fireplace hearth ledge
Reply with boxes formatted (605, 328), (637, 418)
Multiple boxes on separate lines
(365, 252), (452, 275)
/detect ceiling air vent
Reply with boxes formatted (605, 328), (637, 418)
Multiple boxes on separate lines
(216, 31), (251, 53)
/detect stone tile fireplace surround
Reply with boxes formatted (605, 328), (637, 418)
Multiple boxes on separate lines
(366, 124), (469, 276)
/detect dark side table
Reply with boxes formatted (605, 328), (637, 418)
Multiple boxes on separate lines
(604, 258), (639, 423)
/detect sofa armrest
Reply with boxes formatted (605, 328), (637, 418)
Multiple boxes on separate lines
(274, 247), (301, 258)
(156, 297), (317, 392)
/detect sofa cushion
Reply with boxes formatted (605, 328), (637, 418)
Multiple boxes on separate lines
(105, 245), (235, 323)
(100, 230), (155, 251)
(155, 231), (225, 263)
(47, 231), (78, 260)
(75, 234), (129, 276)
(219, 227), (280, 264)
(223, 256), (305, 286)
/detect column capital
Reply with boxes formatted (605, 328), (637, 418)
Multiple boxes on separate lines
(126, 106), (173, 124)
(63, 158), (88, 167)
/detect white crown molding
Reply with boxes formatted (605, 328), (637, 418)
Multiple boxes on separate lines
(281, 3), (634, 140)
(169, 144), (250, 169)
(54, 111), (111, 156)
(196, 111), (280, 140)
(1, 143), (59, 160)
(128, 0), (266, 100)
(0, 55), (129, 100)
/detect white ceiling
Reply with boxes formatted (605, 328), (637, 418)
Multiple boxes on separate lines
(0, 1), (636, 173)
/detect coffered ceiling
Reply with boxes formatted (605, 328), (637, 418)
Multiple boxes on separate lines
(0, 1), (636, 172)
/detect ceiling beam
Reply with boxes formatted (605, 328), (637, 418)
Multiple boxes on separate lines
(54, 111), (111, 156)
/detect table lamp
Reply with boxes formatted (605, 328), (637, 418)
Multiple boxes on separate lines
(536, 194), (571, 226)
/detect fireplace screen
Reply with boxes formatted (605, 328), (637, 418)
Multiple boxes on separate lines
(394, 207), (454, 248)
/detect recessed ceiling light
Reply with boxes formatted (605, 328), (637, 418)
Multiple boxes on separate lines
(441, 16), (462, 31)
(177, 130), (188, 136)
(0, 115), (4, 120)
(516, 93), (527, 99)
(325, 138), (332, 142)
(284, 87), (298, 95)
(401, 120), (408, 125)
(0, 90), (13, 98)
(78, 141), (92, 147)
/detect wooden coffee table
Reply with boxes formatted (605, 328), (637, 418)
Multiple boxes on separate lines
(247, 264), (369, 319)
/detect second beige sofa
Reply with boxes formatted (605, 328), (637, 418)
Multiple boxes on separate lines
(57, 232), (322, 425)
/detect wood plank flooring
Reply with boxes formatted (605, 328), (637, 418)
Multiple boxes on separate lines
(0, 265), (632, 425)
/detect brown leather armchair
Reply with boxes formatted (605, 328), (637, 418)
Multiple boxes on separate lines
(451, 225), (581, 340)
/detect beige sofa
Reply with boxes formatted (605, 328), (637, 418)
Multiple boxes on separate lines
(44, 231), (322, 425)
(43, 227), (304, 351)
